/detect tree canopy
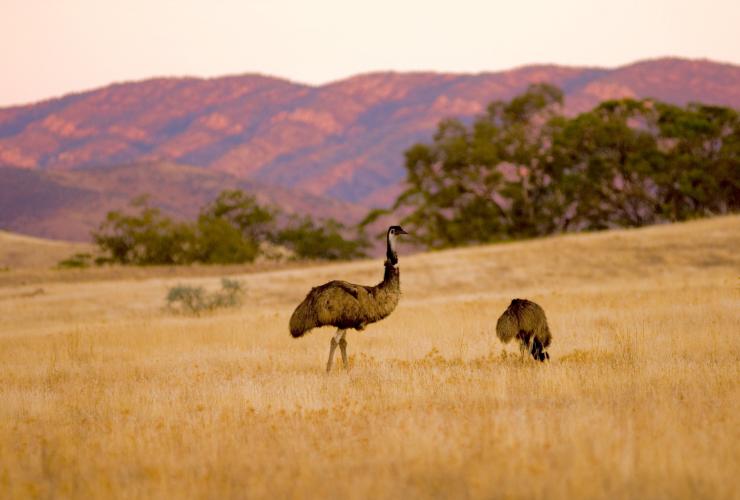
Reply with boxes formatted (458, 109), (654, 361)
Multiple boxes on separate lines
(383, 84), (739, 248)
(92, 192), (367, 265)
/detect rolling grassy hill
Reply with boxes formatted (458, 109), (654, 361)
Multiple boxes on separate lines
(0, 230), (92, 270)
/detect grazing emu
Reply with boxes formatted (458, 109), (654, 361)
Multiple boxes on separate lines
(496, 299), (552, 362)
(289, 225), (408, 372)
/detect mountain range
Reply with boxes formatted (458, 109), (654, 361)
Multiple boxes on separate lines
(1, 57), (738, 241)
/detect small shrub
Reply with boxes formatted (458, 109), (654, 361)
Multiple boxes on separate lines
(57, 253), (94, 269)
(166, 278), (245, 315)
(166, 285), (208, 314)
(208, 278), (245, 309)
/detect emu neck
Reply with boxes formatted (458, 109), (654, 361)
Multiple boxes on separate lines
(386, 233), (398, 265)
(380, 262), (400, 291)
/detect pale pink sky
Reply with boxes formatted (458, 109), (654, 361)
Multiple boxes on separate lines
(2, 0), (739, 107)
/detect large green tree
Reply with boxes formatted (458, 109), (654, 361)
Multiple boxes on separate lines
(385, 85), (739, 249)
(92, 196), (195, 265)
(549, 99), (663, 230)
(191, 190), (275, 263)
(393, 83), (567, 247)
(652, 102), (740, 219)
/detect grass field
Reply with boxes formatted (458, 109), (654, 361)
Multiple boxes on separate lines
(0, 216), (738, 499)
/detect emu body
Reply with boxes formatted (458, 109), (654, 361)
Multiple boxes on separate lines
(289, 263), (400, 337)
(289, 226), (407, 371)
(496, 298), (552, 362)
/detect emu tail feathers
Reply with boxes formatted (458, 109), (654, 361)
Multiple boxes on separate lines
(496, 310), (518, 343)
(532, 312), (552, 361)
(538, 323), (553, 349)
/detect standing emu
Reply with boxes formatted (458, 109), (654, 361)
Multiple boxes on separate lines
(289, 226), (408, 372)
(496, 299), (552, 362)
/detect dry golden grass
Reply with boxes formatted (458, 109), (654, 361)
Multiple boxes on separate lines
(1, 216), (738, 499)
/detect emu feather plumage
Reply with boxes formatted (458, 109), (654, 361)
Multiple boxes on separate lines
(289, 263), (400, 337)
(496, 298), (552, 362)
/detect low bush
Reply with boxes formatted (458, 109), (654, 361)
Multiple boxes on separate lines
(57, 253), (94, 269)
(166, 278), (245, 315)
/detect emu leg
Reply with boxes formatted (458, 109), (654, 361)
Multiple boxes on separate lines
(326, 338), (338, 373)
(531, 338), (543, 362)
(338, 330), (349, 370)
(517, 331), (530, 361)
(326, 329), (345, 373)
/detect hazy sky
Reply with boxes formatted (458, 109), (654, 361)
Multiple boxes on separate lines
(2, 0), (739, 106)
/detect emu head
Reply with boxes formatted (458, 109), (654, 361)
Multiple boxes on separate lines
(386, 225), (408, 266)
